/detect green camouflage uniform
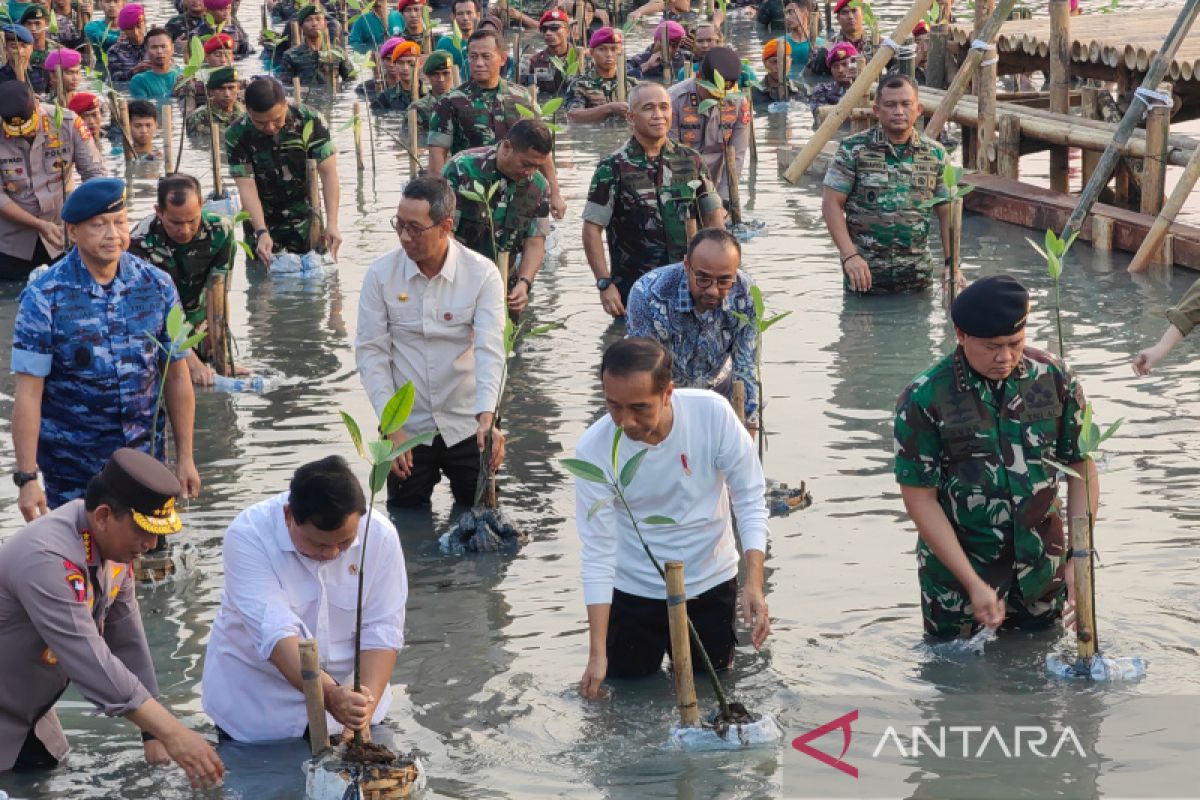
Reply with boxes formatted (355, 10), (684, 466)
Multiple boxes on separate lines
(225, 104), (335, 254)
(427, 79), (535, 156)
(823, 126), (949, 294)
(564, 69), (636, 112)
(442, 144), (550, 264)
(408, 91), (442, 131)
(128, 211), (235, 330)
(582, 136), (721, 302)
(184, 101), (246, 138)
(277, 41), (356, 85)
(894, 345), (1087, 639)
(524, 45), (578, 97)
(369, 83), (413, 112)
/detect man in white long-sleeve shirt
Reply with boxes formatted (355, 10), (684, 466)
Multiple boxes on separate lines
(575, 337), (770, 698)
(355, 176), (507, 507)
(202, 456), (408, 743)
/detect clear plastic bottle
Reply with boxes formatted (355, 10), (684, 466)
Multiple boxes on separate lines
(1046, 653), (1147, 681)
(211, 374), (266, 393)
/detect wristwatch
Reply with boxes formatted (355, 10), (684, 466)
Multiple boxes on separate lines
(12, 470), (38, 488)
(253, 228), (269, 241)
(596, 277), (613, 291)
(516, 276), (533, 291)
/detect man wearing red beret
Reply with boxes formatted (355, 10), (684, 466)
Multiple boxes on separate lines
(523, 8), (579, 97)
(806, 0), (878, 76)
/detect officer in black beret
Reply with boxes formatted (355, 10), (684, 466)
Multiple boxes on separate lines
(892, 275), (1098, 640)
(0, 449), (224, 786)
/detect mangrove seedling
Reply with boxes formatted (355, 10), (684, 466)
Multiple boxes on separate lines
(148, 305), (207, 459)
(457, 179), (502, 259)
(919, 163), (974, 303)
(339, 383), (436, 743)
(1026, 227), (1079, 360)
(516, 96), (566, 134)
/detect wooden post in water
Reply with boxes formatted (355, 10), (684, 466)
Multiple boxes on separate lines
(291, 19), (301, 47)
(306, 158), (324, 251)
(511, 32), (522, 85)
(616, 46), (627, 101)
(898, 35), (916, 80)
(926, 24), (947, 90)
(659, 22), (672, 86)
(1069, 516), (1097, 663)
(1079, 86), (1101, 186)
(119, 98), (132, 164)
(1048, 0), (1070, 193)
(293, 75), (303, 105)
(731, 380), (746, 422)
(1129, 141), (1200, 272)
(924, 0), (1017, 140)
(206, 271), (234, 376)
(353, 101), (365, 172)
(783, 0), (936, 184)
(724, 142), (742, 226)
(160, 104), (174, 174)
(1140, 83), (1171, 217)
(407, 107), (420, 177)
(210, 123), (224, 196)
(777, 37), (787, 100)
(949, 196), (962, 302)
(1091, 215), (1113, 251)
(665, 561), (700, 727)
(973, 0), (998, 172)
(299, 640), (330, 755)
(996, 114), (1020, 178)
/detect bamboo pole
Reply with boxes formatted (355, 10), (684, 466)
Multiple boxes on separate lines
(161, 104), (174, 173)
(511, 32), (522, 85)
(948, 196), (962, 303)
(724, 141), (741, 226)
(353, 101), (364, 172)
(293, 75), (303, 105)
(784, 0), (936, 184)
(206, 271), (234, 376)
(924, 0), (1018, 140)
(1069, 516), (1097, 662)
(210, 122), (224, 196)
(306, 158), (324, 251)
(299, 640), (330, 755)
(1079, 86), (1100, 186)
(575, 0), (586, 44)
(1091, 214), (1113, 250)
(1062, 0), (1200, 242)
(777, 37), (787, 99)
(1049, 0), (1070, 193)
(1129, 139), (1200, 272)
(660, 22), (672, 86)
(898, 35), (916, 79)
(731, 380), (746, 422)
(616, 45), (627, 101)
(1140, 83), (1171, 217)
(926, 23), (947, 89)
(407, 106), (420, 177)
(119, 98), (132, 164)
(665, 561), (700, 727)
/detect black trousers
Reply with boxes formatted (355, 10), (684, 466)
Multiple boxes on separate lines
(606, 578), (739, 678)
(386, 434), (481, 508)
(12, 728), (58, 771)
(0, 239), (52, 282)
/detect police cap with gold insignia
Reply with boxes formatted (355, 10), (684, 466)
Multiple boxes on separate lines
(62, 177), (126, 223)
(0, 81), (37, 137)
(951, 275), (1031, 338)
(97, 449), (183, 535)
(207, 66), (238, 89)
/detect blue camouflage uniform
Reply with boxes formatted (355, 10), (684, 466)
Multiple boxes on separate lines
(10, 249), (186, 507)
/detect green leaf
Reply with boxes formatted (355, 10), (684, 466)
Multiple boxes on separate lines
(188, 35), (205, 69)
(234, 210), (251, 224)
(541, 96), (563, 117)
(378, 382), (415, 436)
(730, 309), (749, 326)
(302, 118), (314, 145)
(562, 457), (610, 483)
(761, 310), (792, 331)
(369, 461), (390, 494)
(955, 185), (975, 199)
(166, 305), (186, 340)
(516, 104), (535, 119)
(386, 430), (436, 459)
(1043, 457), (1082, 479)
(610, 427), (621, 472)
(180, 332), (207, 351)
(642, 515), (677, 525)
(341, 411), (366, 458)
(546, 123), (566, 134)
(698, 98), (718, 115)
(619, 448), (648, 487)
(1097, 417), (1123, 446)
(587, 493), (614, 520)
(527, 322), (560, 336)
(459, 190), (484, 202)
(1044, 227), (1058, 258)
(750, 284), (764, 320)
(1047, 253), (1062, 280)
(367, 438), (395, 466)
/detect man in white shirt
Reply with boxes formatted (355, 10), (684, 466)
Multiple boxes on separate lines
(202, 456), (408, 743)
(575, 338), (771, 698)
(355, 176), (507, 507)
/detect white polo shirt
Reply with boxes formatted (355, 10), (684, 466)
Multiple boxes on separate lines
(202, 492), (407, 742)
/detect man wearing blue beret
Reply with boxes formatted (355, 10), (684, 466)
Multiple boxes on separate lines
(9, 177), (202, 523)
(0, 24), (35, 85)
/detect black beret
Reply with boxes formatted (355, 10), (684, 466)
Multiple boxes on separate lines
(951, 275), (1030, 338)
(0, 80), (35, 123)
(62, 177), (126, 223)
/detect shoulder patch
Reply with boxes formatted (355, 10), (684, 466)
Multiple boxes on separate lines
(63, 559), (87, 602)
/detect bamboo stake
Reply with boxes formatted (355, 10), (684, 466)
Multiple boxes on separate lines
(291, 20), (300, 47)
(353, 101), (364, 172)
(54, 62), (65, 106)
(1069, 516), (1097, 662)
(660, 22), (672, 86)
(161, 104), (174, 174)
(784, 0), (936, 184)
(210, 122), (223, 196)
(1140, 83), (1171, 217)
(1079, 86), (1100, 186)
(616, 45), (627, 101)
(119, 98), (132, 164)
(731, 380), (746, 423)
(926, 23), (947, 89)
(665, 561), (700, 728)
(724, 141), (741, 226)
(1049, 0), (1070, 193)
(293, 75), (303, 105)
(1129, 137), (1200, 272)
(306, 158), (324, 251)
(298, 640), (330, 755)
(973, 0), (997, 173)
(407, 106), (420, 177)
(924, 0), (1018, 140)
(776, 37), (786, 100)
(575, 0), (586, 44)
(511, 32), (522, 84)
(1062, 0), (1200, 242)
(948, 196), (962, 303)
(206, 271), (233, 376)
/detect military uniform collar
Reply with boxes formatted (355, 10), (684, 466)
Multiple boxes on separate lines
(625, 135), (676, 160)
(65, 248), (131, 296)
(869, 124), (926, 156)
(951, 345), (1030, 395)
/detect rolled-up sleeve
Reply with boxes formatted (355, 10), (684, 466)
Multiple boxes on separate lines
(1165, 276), (1200, 337)
(11, 283), (53, 377)
(472, 265), (506, 416)
(714, 399), (769, 554)
(360, 518), (407, 652)
(354, 262), (397, 417)
(575, 438), (619, 606)
(16, 553), (152, 716)
(223, 516), (310, 661)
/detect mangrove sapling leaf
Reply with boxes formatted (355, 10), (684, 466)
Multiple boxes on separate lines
(541, 96), (564, 117)
(379, 382), (416, 435)
(587, 494), (614, 520)
(341, 411), (367, 457)
(562, 458), (610, 483)
(642, 515), (677, 525)
(619, 447), (648, 487)
(1043, 458), (1082, 479)
(516, 104), (536, 118)
(451, 19), (463, 47)
(610, 426), (621, 472)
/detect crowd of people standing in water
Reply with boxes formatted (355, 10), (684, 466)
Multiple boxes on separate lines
(0, 0), (1195, 790)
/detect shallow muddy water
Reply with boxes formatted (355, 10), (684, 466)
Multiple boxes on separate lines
(0, 2), (1198, 798)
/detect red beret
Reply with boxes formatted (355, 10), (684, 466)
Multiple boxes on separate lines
(834, 0), (853, 12)
(67, 92), (100, 114)
(203, 33), (234, 53)
(540, 8), (569, 27)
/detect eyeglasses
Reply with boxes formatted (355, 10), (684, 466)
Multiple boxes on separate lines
(391, 216), (439, 238)
(693, 274), (736, 289)
(541, 24), (565, 32)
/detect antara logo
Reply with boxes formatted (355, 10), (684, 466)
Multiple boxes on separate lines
(792, 710), (859, 778)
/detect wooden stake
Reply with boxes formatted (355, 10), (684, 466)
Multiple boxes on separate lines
(511, 32), (522, 85)
(306, 158), (324, 251)
(353, 101), (364, 172)
(161, 104), (174, 174)
(1079, 86), (1101, 186)
(1090, 214), (1113, 250)
(1140, 83), (1171, 216)
(973, 0), (998, 173)
(616, 45), (627, 102)
(1069, 516), (1097, 662)
(660, 23), (672, 86)
(119, 98), (132, 164)
(1049, 0), (1070, 193)
(206, 271), (234, 376)
(949, 196), (962, 302)
(926, 23), (947, 89)
(407, 106), (420, 177)
(731, 380), (746, 423)
(210, 122), (223, 196)
(665, 561), (700, 728)
(784, 0), (936, 184)
(298, 640), (330, 756)
(293, 75), (303, 106)
(924, 0), (1018, 140)
(1129, 132), (1200, 272)
(996, 114), (1020, 178)
(724, 141), (742, 226)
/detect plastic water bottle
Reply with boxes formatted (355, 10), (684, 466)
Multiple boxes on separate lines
(212, 374), (266, 393)
(1046, 653), (1147, 681)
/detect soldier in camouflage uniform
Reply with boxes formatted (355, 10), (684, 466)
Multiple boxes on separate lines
(226, 77), (342, 262)
(278, 5), (356, 86)
(104, 4), (147, 82)
(443, 118), (552, 315)
(20, 7), (55, 95)
(366, 39), (420, 112)
(522, 8), (577, 98)
(10, 177), (200, 518)
(429, 28), (565, 218)
(184, 67), (244, 137)
(894, 275), (1094, 639)
(565, 26), (635, 123)
(190, 0), (252, 59)
(822, 74), (952, 294)
(583, 82), (724, 316)
(408, 50), (454, 131)
(129, 174), (235, 386)
(807, 0), (879, 77)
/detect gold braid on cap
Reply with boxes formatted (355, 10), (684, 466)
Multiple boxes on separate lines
(2, 110), (38, 137)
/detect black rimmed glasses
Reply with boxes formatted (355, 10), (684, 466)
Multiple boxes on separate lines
(391, 216), (439, 239)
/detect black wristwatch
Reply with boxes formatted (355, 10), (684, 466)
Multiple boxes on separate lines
(253, 228), (269, 241)
(596, 277), (613, 291)
(13, 470), (38, 488)
(516, 276), (533, 291)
